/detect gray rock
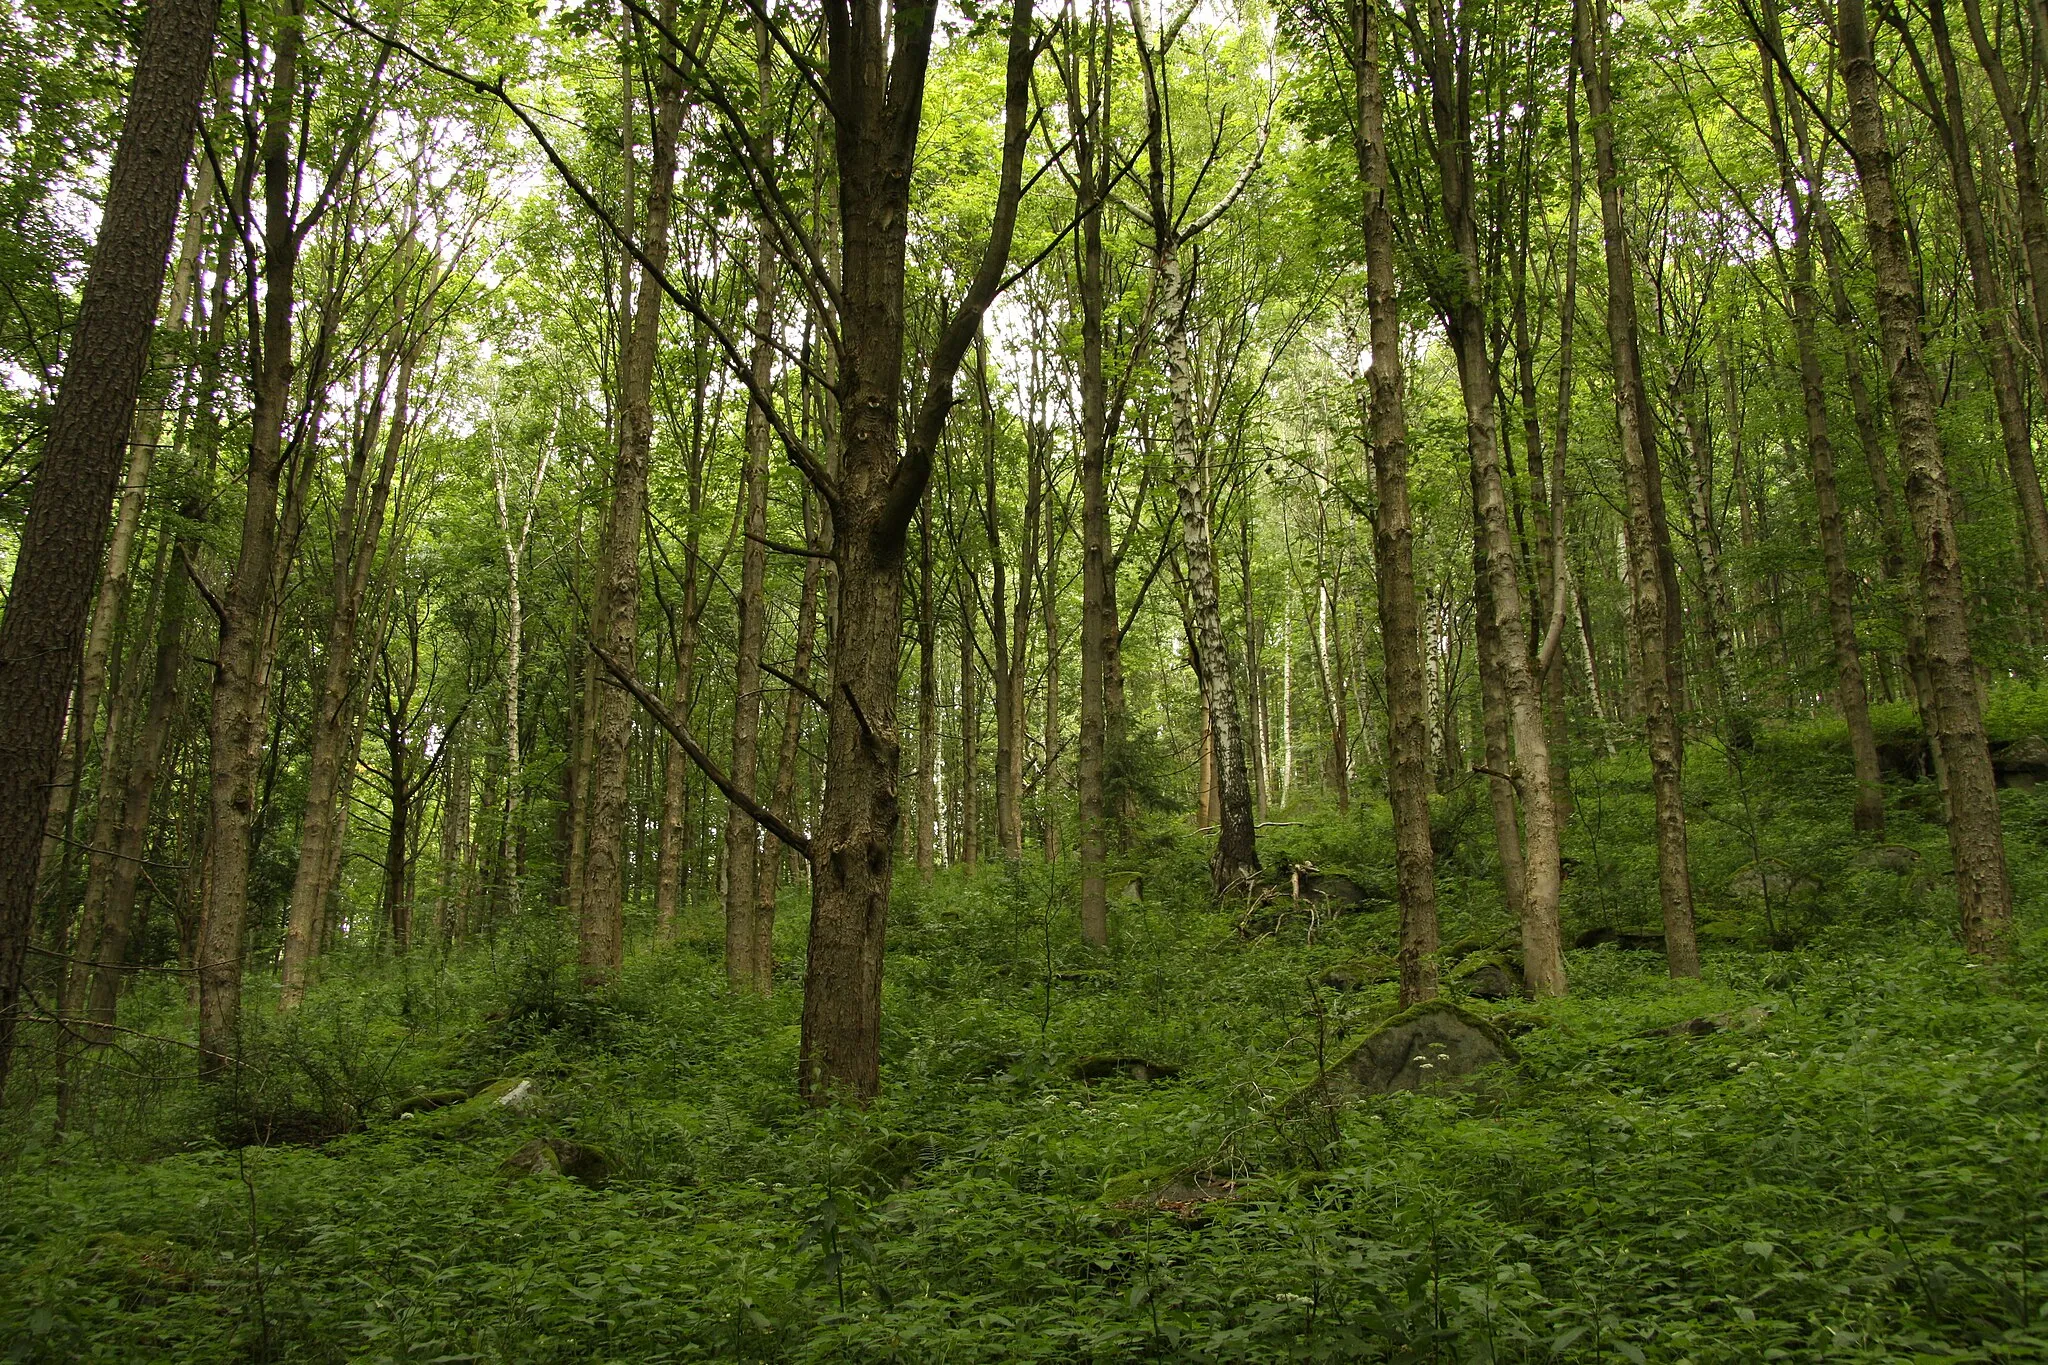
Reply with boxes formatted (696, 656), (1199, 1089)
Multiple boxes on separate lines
(1574, 926), (1666, 952)
(1855, 844), (1922, 875)
(1317, 1000), (1517, 1097)
(1728, 860), (1818, 902)
(1994, 737), (2048, 789)
(1320, 956), (1397, 992)
(1455, 957), (1522, 1001)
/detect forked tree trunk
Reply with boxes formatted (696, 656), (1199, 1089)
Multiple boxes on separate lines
(796, 0), (1036, 1102)
(1132, 7), (1261, 894)
(1835, 0), (2013, 956)
(1575, 0), (1699, 978)
(199, 7), (311, 1070)
(281, 345), (415, 1007)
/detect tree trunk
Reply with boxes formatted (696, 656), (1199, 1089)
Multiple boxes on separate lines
(39, 165), (216, 910)
(198, 6), (310, 1070)
(281, 345), (414, 1006)
(758, 502), (822, 973)
(1836, 0), (2013, 955)
(917, 505), (938, 879)
(957, 572), (980, 871)
(1575, 0), (1699, 978)
(1755, 8), (1885, 832)
(1409, 0), (1566, 995)
(1348, 0), (1439, 1005)
(725, 185), (776, 994)
(581, 7), (682, 983)
(1674, 372), (1740, 712)
(0, 0), (220, 1095)
(1071, 12), (1115, 942)
(1909, 0), (2048, 634)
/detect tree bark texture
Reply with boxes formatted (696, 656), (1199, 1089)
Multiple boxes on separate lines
(0, 0), (220, 1095)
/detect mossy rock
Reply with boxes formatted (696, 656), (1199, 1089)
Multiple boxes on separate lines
(413, 1077), (536, 1135)
(1320, 956), (1398, 992)
(499, 1137), (614, 1186)
(1309, 999), (1518, 1099)
(390, 1088), (469, 1120)
(1450, 952), (1523, 1001)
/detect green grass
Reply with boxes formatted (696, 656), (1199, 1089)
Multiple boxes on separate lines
(3, 761), (2047, 1361)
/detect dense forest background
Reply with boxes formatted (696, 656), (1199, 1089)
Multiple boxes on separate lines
(1, 0), (2047, 1355)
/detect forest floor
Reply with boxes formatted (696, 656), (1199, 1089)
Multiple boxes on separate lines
(3, 739), (2048, 1361)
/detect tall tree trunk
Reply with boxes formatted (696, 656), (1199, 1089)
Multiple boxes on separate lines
(1132, 14), (1260, 895)
(1411, 0), (1566, 995)
(0, 0), (220, 1095)
(1675, 370), (1740, 710)
(1907, 0), (2048, 632)
(1958, 0), (2048, 408)
(198, 6), (310, 1070)
(1043, 457), (1063, 860)
(758, 502), (822, 974)
(1069, 4), (1115, 943)
(39, 165), (216, 910)
(725, 177), (776, 994)
(917, 505), (938, 879)
(797, 0), (1035, 1102)
(281, 345), (414, 1007)
(1835, 0), (2013, 955)
(1347, 0), (1439, 1005)
(440, 716), (470, 943)
(1575, 0), (1699, 977)
(581, 7), (682, 982)
(1314, 575), (1352, 813)
(957, 572), (980, 871)
(1756, 7), (1884, 832)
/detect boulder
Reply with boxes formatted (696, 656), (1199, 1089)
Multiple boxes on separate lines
(472, 1077), (539, 1112)
(1728, 859), (1818, 903)
(1993, 736), (2048, 790)
(1320, 956), (1397, 992)
(390, 1088), (469, 1120)
(498, 1137), (613, 1186)
(1316, 999), (1517, 1097)
(1291, 867), (1370, 912)
(1072, 1055), (1182, 1084)
(1854, 844), (1922, 876)
(1573, 926), (1666, 952)
(1875, 734), (1933, 781)
(1452, 954), (1522, 1001)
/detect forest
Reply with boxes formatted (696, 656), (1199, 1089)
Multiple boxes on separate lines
(1, 0), (2047, 1353)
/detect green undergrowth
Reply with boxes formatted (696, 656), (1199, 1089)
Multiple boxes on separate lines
(3, 770), (2047, 1360)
